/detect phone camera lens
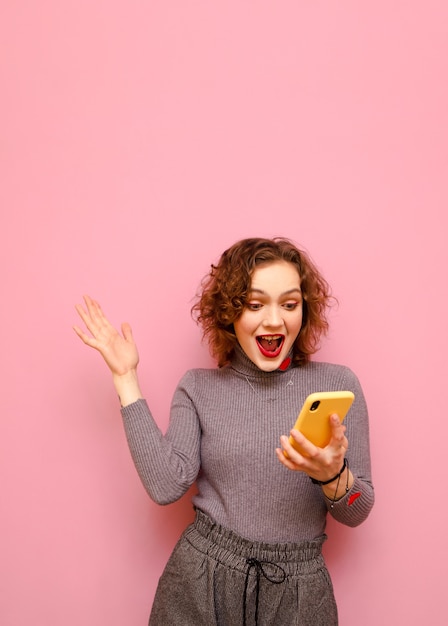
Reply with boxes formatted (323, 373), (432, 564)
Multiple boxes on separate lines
(310, 400), (320, 411)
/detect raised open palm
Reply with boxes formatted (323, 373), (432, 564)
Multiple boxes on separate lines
(73, 295), (139, 376)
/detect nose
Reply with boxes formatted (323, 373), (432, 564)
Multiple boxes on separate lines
(263, 305), (283, 329)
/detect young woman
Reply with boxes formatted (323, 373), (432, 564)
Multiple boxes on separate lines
(74, 237), (374, 626)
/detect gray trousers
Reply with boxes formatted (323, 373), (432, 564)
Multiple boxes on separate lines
(149, 509), (338, 626)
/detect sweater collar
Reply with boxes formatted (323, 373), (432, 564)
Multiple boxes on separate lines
(229, 344), (294, 379)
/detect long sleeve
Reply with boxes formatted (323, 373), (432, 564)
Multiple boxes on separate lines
(120, 381), (201, 505)
(322, 367), (375, 526)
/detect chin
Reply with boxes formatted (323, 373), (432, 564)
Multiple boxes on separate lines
(260, 363), (280, 372)
(255, 356), (284, 372)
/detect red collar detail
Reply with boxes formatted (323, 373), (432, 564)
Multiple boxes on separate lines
(279, 357), (291, 371)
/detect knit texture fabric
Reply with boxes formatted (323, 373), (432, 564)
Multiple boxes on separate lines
(121, 346), (374, 543)
(149, 509), (338, 626)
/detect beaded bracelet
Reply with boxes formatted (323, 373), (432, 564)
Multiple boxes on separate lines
(310, 457), (347, 486)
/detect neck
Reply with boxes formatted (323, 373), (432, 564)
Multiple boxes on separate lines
(230, 344), (294, 378)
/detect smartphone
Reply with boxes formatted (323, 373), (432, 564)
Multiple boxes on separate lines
(284, 391), (354, 457)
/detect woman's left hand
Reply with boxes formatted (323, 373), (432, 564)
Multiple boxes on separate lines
(275, 414), (349, 485)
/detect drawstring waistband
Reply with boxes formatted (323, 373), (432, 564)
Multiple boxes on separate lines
(243, 558), (287, 626)
(190, 508), (325, 568)
(186, 509), (326, 626)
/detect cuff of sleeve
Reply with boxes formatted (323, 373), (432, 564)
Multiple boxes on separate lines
(121, 397), (150, 419)
(325, 476), (375, 526)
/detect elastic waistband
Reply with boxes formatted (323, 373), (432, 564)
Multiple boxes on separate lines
(185, 509), (326, 577)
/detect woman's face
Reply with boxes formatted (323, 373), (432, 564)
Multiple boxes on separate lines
(233, 260), (303, 371)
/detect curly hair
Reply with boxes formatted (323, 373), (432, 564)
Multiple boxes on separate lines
(191, 237), (334, 367)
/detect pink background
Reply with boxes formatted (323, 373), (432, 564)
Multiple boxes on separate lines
(1, 2), (447, 624)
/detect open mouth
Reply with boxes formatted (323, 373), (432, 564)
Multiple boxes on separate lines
(256, 334), (285, 358)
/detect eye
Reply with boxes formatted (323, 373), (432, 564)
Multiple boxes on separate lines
(246, 302), (263, 311)
(282, 302), (300, 311)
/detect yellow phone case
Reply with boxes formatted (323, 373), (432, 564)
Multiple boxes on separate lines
(285, 391), (354, 456)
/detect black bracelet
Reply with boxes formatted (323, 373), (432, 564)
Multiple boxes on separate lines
(310, 458), (347, 486)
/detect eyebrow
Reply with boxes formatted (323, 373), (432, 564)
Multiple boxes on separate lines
(249, 288), (302, 297)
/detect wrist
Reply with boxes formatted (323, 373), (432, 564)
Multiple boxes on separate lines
(322, 468), (354, 500)
(112, 369), (143, 407)
(310, 458), (355, 506)
(311, 458), (347, 486)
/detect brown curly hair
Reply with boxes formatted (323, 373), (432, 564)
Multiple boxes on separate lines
(191, 237), (334, 367)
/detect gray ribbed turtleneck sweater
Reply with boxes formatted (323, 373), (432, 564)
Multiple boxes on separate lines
(121, 347), (374, 543)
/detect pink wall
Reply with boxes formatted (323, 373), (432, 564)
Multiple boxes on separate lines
(1, 2), (447, 624)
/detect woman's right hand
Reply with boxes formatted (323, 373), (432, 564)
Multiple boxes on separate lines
(73, 295), (139, 377)
(74, 295), (143, 406)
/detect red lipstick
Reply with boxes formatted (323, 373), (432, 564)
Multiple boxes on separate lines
(256, 335), (285, 358)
